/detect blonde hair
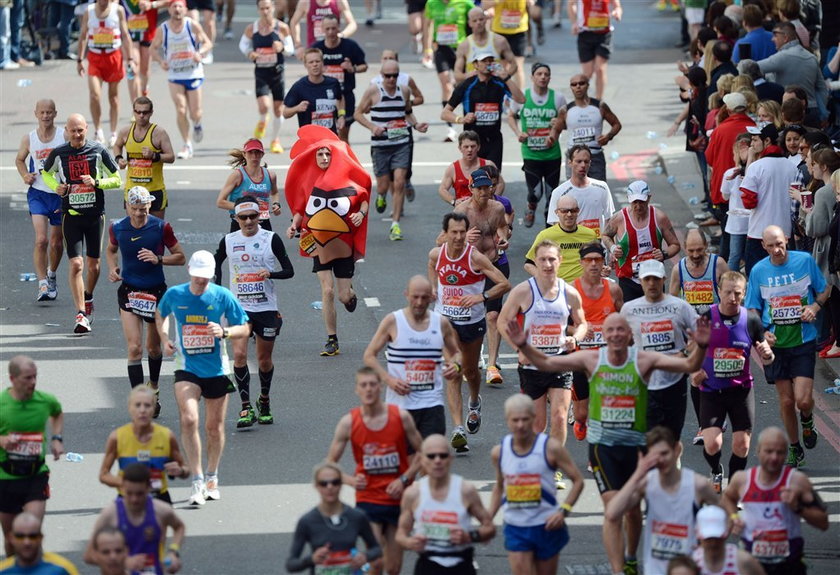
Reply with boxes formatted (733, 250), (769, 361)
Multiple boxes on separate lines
(757, 100), (783, 128)
(731, 75), (755, 93)
(831, 169), (840, 193)
(312, 461), (343, 484)
(739, 88), (758, 114)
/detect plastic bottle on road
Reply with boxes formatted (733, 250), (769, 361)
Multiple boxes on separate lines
(19, 273), (37, 281)
(65, 452), (84, 463)
(17, 79), (32, 88)
(310, 301), (323, 310)
(689, 197), (700, 205)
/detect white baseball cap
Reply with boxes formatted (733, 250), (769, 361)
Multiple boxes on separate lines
(638, 259), (666, 279)
(188, 250), (215, 279)
(626, 180), (651, 202)
(696, 505), (728, 539)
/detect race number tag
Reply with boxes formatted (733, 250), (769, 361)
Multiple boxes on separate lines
(92, 26), (116, 49)
(630, 252), (656, 279)
(578, 323), (605, 348)
(255, 47), (277, 67)
(683, 280), (714, 310)
(139, 556), (157, 575)
(299, 230), (317, 255)
(312, 99), (336, 129)
(361, 444), (400, 475)
(500, 9), (522, 28)
(751, 530), (790, 562)
(128, 157), (153, 182)
(168, 41), (196, 73)
(770, 295), (802, 326)
(181, 324), (215, 355)
(68, 184), (96, 208)
(440, 286), (471, 323)
(572, 126), (597, 145)
(640, 319), (675, 352)
(527, 128), (550, 150)
(529, 324), (564, 354)
(505, 473), (541, 508)
(386, 119), (409, 140)
(712, 348), (745, 378)
(420, 510), (458, 544)
(314, 550), (354, 575)
(128, 291), (157, 318)
(127, 14), (149, 31)
(579, 218), (601, 237)
(258, 201), (271, 220)
(6, 432), (44, 461)
(312, 19), (324, 41)
(586, 11), (609, 28)
(435, 23), (458, 45)
(405, 359), (436, 391)
(474, 103), (500, 125)
(234, 273), (267, 304)
(650, 521), (689, 560)
(323, 64), (345, 84)
(601, 395), (635, 427)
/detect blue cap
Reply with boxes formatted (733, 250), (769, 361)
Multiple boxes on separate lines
(470, 169), (493, 188)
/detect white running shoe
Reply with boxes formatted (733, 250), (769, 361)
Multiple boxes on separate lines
(189, 480), (206, 505)
(177, 144), (193, 159)
(95, 128), (105, 143)
(205, 476), (220, 500)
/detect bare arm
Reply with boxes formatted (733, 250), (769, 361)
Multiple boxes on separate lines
(507, 317), (599, 373)
(462, 482), (496, 542)
(407, 76), (425, 107)
(15, 133), (35, 185)
(152, 127), (176, 164)
(84, 506), (117, 564)
(428, 248), (441, 299)
(394, 486), (424, 551)
(453, 39), (470, 83)
(353, 86), (380, 134)
(326, 415), (357, 486)
(657, 210), (681, 259)
(289, 0), (307, 53)
(438, 165), (457, 205)
(337, 0), (357, 38)
(605, 451), (651, 521)
(488, 445), (505, 518)
(98, 433), (121, 488)
(363, 315), (409, 395)
(668, 264), (681, 297)
(216, 171), (242, 212)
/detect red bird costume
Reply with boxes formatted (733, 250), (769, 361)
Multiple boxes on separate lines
(285, 125), (372, 264)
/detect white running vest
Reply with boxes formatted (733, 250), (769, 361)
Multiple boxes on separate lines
(565, 100), (604, 154)
(28, 128), (65, 193)
(86, 4), (122, 53)
(413, 474), (473, 567)
(163, 19), (203, 80)
(385, 310), (445, 411)
(522, 277), (570, 370)
(500, 433), (557, 527)
(224, 228), (278, 313)
(643, 467), (698, 573)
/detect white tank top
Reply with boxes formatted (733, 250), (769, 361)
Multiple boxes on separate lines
(385, 310), (445, 411)
(692, 543), (741, 575)
(565, 99), (604, 153)
(224, 228), (278, 313)
(163, 19), (203, 80)
(28, 128), (65, 193)
(643, 467), (698, 573)
(413, 474), (473, 567)
(522, 277), (570, 370)
(465, 35), (501, 74)
(500, 433), (557, 527)
(86, 3), (122, 53)
(739, 466), (802, 564)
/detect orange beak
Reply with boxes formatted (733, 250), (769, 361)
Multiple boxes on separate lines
(308, 208), (350, 246)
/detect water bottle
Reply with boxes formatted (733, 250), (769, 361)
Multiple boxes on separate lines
(17, 79), (32, 88)
(654, 166), (663, 175)
(65, 452), (84, 463)
(659, 142), (668, 150)
(682, 182), (696, 190)
(689, 197), (700, 205)
(310, 301), (323, 310)
(825, 386), (840, 395)
(127, 67), (135, 81)
(19, 273), (36, 281)
(610, 151), (620, 160)
(645, 131), (658, 139)
(666, 175), (676, 184)
(164, 557), (173, 568)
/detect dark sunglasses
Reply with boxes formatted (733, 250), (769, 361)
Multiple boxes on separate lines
(557, 208), (580, 214)
(133, 109), (152, 115)
(382, 73), (399, 79)
(13, 533), (42, 541)
(317, 479), (342, 487)
(425, 452), (450, 460)
(570, 81), (588, 87)
(236, 213), (260, 221)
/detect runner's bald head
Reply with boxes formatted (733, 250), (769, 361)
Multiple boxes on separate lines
(35, 99), (56, 112)
(8, 356), (35, 378)
(556, 195), (579, 210)
(66, 113), (87, 128)
(407, 275), (431, 292)
(757, 426), (788, 449)
(381, 59), (399, 75)
(421, 434), (450, 454)
(603, 312), (629, 330)
(762, 225), (785, 243)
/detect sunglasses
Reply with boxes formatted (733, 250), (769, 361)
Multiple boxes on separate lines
(382, 73), (399, 79)
(425, 452), (450, 460)
(317, 479), (342, 487)
(570, 81), (588, 87)
(133, 109), (152, 115)
(13, 533), (42, 541)
(236, 213), (260, 221)
(557, 208), (580, 214)
(582, 257), (605, 263)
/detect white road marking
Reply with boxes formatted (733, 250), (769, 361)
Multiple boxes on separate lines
(364, 297), (380, 307)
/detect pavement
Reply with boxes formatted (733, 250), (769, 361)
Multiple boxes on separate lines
(0, 1), (838, 574)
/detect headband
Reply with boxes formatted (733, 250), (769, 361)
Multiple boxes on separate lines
(234, 201), (260, 215)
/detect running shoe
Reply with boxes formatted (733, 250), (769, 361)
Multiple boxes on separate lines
(552, 11), (562, 28)
(47, 273), (57, 299)
(375, 193), (387, 213)
(257, 398), (274, 424)
(786, 445), (805, 468)
(524, 207), (535, 228)
(554, 470), (566, 489)
(801, 417), (818, 449)
(445, 127), (458, 142)
(147, 384), (161, 419)
(573, 421), (587, 441)
(95, 128), (105, 143)
(692, 429), (704, 446)
(485, 365), (503, 386)
(389, 222), (403, 241)
(656, 0), (667, 10)
(37, 282), (53, 302)
(466, 396), (482, 434)
(237, 406), (257, 428)
(193, 125), (204, 143)
(74, 312), (91, 334)
(365, 18), (374, 26)
(223, 27), (233, 40)
(204, 476), (220, 500)
(177, 144), (193, 159)
(450, 426), (469, 453)
(710, 470), (723, 494)
(321, 339), (340, 356)
(84, 297), (94, 320)
(270, 139), (284, 154)
(405, 181), (415, 202)
(344, 294), (358, 313)
(536, 26), (545, 45)
(623, 559), (639, 575)
(254, 119), (267, 139)
(189, 480), (206, 506)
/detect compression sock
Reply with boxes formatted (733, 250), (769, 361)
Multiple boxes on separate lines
(233, 365), (251, 404)
(148, 355), (163, 385)
(128, 360), (145, 388)
(729, 454), (748, 478)
(703, 449), (722, 475)
(259, 367), (274, 396)
(271, 115), (284, 141)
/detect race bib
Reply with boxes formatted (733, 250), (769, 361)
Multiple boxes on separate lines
(712, 347), (745, 378)
(128, 157), (153, 182)
(405, 359), (436, 391)
(529, 323), (564, 354)
(650, 521), (689, 560)
(631, 252), (656, 279)
(181, 324), (215, 355)
(500, 9), (522, 28)
(505, 473), (540, 508)
(299, 230), (317, 255)
(255, 47), (277, 67)
(258, 200), (271, 220)
(6, 432), (44, 462)
(139, 556), (157, 575)
(579, 218), (601, 237)
(601, 395), (635, 427)
(312, 19), (324, 41)
(68, 184), (96, 208)
(527, 127), (551, 150)
(752, 529), (790, 562)
(641, 319), (675, 352)
(420, 510), (458, 544)
(386, 119), (409, 140)
(234, 273), (267, 304)
(361, 446), (400, 475)
(92, 26), (116, 49)
(474, 103), (500, 125)
(435, 23), (458, 45)
(683, 280), (714, 309)
(169, 42), (196, 72)
(770, 295), (802, 326)
(127, 14), (149, 31)
(128, 291), (157, 318)
(579, 323), (605, 348)
(572, 126), (597, 145)
(323, 64), (345, 84)
(585, 11), (609, 29)
(314, 550), (354, 575)
(440, 286), (471, 323)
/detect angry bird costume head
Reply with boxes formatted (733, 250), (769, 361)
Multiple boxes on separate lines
(285, 125), (372, 261)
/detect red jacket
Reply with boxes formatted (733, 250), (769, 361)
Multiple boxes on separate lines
(704, 113), (756, 205)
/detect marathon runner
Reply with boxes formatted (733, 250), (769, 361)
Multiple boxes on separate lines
(283, 48), (345, 134)
(568, 0), (622, 99)
(289, 0), (356, 58)
(90, 527), (129, 575)
(524, 195), (597, 282)
(216, 139), (282, 231)
(691, 505), (766, 575)
(545, 144), (614, 236)
(0, 513), (78, 575)
(482, 0), (530, 87)
(437, 131), (504, 206)
(121, 0), (167, 100)
(453, 7), (517, 83)
(669, 229), (728, 316)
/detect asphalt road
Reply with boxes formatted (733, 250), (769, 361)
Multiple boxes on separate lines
(0, 1), (838, 573)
